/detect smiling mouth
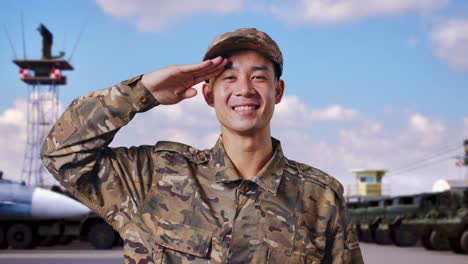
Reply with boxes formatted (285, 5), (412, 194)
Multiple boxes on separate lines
(232, 104), (260, 111)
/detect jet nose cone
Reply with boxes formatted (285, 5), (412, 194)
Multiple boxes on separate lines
(31, 188), (90, 218)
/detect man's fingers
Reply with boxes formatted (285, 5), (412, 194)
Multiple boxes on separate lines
(193, 65), (226, 84)
(180, 56), (225, 75)
(182, 88), (197, 99)
(190, 58), (227, 83)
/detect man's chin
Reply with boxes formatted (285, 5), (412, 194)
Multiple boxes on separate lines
(223, 124), (265, 136)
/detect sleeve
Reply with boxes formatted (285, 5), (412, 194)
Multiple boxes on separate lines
(326, 191), (364, 264)
(41, 75), (159, 232)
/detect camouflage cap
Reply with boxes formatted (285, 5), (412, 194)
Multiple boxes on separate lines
(203, 28), (283, 77)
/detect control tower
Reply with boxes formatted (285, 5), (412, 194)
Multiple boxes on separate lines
(347, 169), (390, 201)
(12, 24), (73, 186)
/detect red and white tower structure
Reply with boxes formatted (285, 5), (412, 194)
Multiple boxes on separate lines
(13, 24), (73, 186)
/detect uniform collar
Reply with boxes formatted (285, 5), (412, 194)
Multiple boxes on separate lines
(210, 136), (286, 195)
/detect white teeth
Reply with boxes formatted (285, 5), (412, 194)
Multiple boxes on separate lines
(234, 105), (256, 111)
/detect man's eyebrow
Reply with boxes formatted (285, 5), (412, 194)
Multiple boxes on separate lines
(251, 66), (269, 72)
(223, 65), (270, 72)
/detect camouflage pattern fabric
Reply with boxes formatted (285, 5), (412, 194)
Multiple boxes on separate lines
(42, 75), (363, 263)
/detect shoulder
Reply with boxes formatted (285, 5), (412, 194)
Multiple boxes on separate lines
(285, 158), (344, 196)
(153, 141), (208, 164)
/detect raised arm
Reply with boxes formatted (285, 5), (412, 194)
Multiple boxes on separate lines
(41, 57), (227, 231)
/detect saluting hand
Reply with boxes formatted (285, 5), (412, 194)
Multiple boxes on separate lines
(141, 56), (228, 105)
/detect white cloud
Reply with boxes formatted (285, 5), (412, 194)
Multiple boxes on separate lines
(95, 0), (447, 31)
(274, 96), (311, 125)
(310, 104), (359, 121)
(274, 96), (360, 126)
(96, 0), (244, 32)
(0, 99), (27, 128)
(0, 98), (28, 152)
(431, 18), (468, 71)
(339, 120), (386, 152)
(0, 99), (29, 183)
(405, 113), (446, 146)
(270, 0), (447, 25)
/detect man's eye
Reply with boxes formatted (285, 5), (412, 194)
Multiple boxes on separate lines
(252, 75), (266, 80)
(223, 76), (236, 80)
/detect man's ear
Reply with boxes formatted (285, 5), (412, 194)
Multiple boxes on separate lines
(275, 79), (285, 104)
(202, 82), (214, 107)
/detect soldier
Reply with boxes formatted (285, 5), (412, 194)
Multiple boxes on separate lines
(42, 28), (363, 263)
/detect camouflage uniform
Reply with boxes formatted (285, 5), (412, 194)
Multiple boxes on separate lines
(42, 75), (363, 263)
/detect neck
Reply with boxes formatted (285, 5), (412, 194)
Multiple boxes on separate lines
(221, 126), (273, 180)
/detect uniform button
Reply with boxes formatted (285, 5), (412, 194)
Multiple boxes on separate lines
(139, 96), (148, 104)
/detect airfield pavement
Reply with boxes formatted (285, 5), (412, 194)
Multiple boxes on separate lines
(0, 242), (467, 264)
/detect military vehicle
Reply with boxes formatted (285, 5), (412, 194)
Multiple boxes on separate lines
(348, 188), (468, 254)
(404, 189), (467, 253)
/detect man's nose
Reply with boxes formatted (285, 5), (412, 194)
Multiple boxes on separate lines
(233, 77), (256, 96)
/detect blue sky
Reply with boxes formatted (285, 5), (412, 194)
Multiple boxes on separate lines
(1, 0), (468, 194)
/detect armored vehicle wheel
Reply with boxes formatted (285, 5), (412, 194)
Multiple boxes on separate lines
(0, 226), (7, 248)
(391, 225), (418, 247)
(373, 229), (392, 245)
(422, 230), (449, 250)
(6, 224), (35, 249)
(88, 223), (116, 249)
(460, 230), (468, 254)
(431, 231), (449, 251)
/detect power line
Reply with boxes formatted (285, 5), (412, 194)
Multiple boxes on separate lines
(3, 25), (18, 59)
(68, 19), (88, 62)
(387, 155), (454, 177)
(387, 143), (461, 175)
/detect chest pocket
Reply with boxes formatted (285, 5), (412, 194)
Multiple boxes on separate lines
(151, 223), (213, 263)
